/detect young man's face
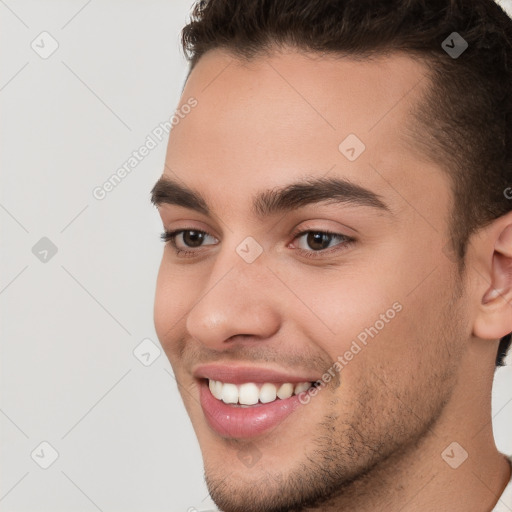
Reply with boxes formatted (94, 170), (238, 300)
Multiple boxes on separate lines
(153, 49), (479, 510)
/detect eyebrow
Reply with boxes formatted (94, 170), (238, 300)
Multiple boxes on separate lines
(150, 176), (209, 214)
(252, 176), (389, 216)
(150, 175), (390, 217)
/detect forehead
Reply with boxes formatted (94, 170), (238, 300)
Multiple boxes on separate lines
(165, 48), (449, 219)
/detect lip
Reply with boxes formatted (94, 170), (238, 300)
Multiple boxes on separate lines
(193, 364), (320, 438)
(198, 379), (305, 438)
(193, 364), (319, 385)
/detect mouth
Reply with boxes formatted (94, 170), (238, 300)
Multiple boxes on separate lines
(194, 365), (319, 439)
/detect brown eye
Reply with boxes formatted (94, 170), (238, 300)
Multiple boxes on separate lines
(306, 232), (334, 251)
(160, 229), (218, 252)
(292, 230), (354, 255)
(182, 230), (206, 247)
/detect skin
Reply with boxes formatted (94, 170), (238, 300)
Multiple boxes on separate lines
(152, 48), (512, 511)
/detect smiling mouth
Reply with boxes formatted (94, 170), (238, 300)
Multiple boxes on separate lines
(207, 379), (315, 406)
(197, 373), (319, 438)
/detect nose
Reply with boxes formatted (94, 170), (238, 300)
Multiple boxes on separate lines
(185, 254), (281, 349)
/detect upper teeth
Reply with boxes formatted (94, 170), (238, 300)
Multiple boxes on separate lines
(208, 380), (312, 405)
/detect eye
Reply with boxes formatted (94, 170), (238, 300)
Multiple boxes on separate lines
(290, 230), (355, 256)
(160, 229), (218, 254)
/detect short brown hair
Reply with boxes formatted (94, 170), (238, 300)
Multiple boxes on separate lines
(180, 0), (512, 365)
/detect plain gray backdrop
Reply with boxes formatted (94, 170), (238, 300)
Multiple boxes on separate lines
(1, 1), (512, 511)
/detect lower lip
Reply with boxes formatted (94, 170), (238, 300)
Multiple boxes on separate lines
(198, 380), (305, 439)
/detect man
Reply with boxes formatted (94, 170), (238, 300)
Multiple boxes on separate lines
(150, 0), (512, 510)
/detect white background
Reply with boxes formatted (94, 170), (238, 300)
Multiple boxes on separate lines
(1, 1), (512, 511)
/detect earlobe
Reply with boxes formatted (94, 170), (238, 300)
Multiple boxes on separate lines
(473, 220), (512, 340)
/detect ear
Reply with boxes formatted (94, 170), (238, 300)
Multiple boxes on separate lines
(472, 211), (512, 340)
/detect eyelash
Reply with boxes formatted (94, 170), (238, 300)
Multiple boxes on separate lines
(160, 229), (215, 258)
(160, 228), (356, 259)
(288, 227), (355, 259)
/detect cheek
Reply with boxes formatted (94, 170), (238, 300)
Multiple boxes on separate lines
(282, 256), (457, 379)
(279, 265), (402, 360)
(153, 258), (196, 355)
(342, 270), (464, 391)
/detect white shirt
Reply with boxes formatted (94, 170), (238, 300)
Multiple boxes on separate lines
(491, 456), (512, 512)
